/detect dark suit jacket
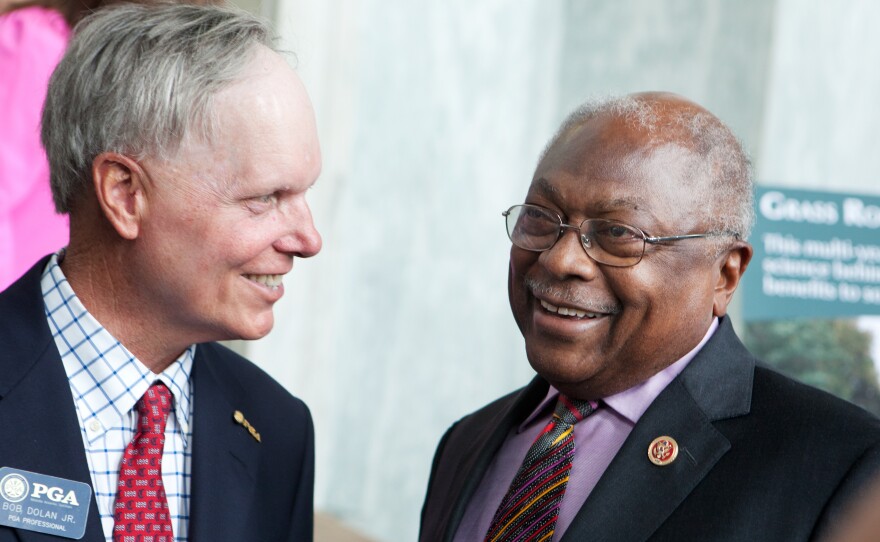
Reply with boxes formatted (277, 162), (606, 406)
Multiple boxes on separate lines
(0, 258), (314, 542)
(421, 318), (880, 541)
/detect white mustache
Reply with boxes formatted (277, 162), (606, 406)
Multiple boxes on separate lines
(524, 276), (622, 315)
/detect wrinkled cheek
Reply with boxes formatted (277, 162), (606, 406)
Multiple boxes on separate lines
(508, 257), (531, 333)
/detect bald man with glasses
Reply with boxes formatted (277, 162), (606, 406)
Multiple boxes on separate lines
(419, 92), (880, 542)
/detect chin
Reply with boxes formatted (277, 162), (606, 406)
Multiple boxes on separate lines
(231, 314), (276, 341)
(527, 346), (603, 384)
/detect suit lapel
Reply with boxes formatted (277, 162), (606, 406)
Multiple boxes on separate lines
(188, 345), (261, 542)
(562, 318), (754, 542)
(438, 378), (548, 542)
(561, 379), (731, 542)
(0, 259), (105, 542)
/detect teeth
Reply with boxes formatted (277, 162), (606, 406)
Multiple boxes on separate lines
(540, 299), (599, 319)
(244, 274), (283, 290)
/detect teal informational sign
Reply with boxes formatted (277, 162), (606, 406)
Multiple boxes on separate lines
(742, 186), (880, 321)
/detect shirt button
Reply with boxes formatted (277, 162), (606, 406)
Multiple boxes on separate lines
(88, 419), (102, 433)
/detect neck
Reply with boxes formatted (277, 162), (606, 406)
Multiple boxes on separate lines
(61, 236), (187, 375)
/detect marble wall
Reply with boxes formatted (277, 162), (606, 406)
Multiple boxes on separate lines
(759, 0), (880, 194)
(235, 1), (879, 540)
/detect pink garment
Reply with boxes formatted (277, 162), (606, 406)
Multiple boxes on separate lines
(0, 6), (70, 291)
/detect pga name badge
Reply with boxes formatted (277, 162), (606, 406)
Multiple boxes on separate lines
(0, 467), (91, 539)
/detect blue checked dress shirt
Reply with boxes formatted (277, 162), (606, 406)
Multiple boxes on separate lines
(41, 253), (195, 542)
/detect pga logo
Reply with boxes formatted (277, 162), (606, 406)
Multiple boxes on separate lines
(31, 483), (80, 506)
(1, 474), (79, 506)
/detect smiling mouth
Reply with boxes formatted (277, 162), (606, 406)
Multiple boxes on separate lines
(539, 299), (605, 319)
(243, 274), (284, 290)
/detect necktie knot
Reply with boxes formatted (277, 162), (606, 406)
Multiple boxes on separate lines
(136, 382), (173, 435)
(525, 395), (595, 461)
(553, 395), (595, 427)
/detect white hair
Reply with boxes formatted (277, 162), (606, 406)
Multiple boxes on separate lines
(41, 2), (279, 213)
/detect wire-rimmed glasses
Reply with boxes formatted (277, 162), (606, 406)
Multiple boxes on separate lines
(503, 204), (739, 267)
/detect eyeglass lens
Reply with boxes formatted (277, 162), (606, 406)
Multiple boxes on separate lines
(505, 205), (647, 266)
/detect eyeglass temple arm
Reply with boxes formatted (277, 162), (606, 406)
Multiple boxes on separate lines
(645, 231), (740, 244)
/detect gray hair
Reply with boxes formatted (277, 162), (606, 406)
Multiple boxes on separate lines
(41, 2), (278, 213)
(542, 95), (755, 248)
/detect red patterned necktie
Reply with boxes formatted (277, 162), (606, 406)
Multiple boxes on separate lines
(113, 382), (174, 542)
(484, 395), (595, 542)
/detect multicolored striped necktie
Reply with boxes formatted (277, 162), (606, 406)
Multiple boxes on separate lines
(484, 395), (595, 542)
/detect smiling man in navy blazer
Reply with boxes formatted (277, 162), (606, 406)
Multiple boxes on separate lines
(0, 4), (320, 541)
(420, 93), (880, 542)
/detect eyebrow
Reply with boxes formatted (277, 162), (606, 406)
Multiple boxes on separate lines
(594, 197), (645, 212)
(533, 177), (646, 212)
(533, 177), (563, 198)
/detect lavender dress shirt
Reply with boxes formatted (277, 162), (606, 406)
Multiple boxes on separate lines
(454, 318), (720, 542)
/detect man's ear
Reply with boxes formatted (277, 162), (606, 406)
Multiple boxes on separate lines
(92, 153), (147, 240)
(713, 241), (753, 317)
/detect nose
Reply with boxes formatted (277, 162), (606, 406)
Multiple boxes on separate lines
(274, 199), (322, 258)
(538, 226), (599, 280)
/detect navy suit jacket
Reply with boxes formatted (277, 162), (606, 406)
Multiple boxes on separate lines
(0, 258), (314, 542)
(420, 318), (880, 541)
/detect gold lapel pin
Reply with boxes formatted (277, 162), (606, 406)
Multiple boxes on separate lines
(648, 436), (678, 466)
(233, 410), (261, 443)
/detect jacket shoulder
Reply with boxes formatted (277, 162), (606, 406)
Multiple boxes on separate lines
(751, 363), (880, 439)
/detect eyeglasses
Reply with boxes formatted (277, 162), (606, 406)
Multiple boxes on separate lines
(503, 204), (739, 267)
